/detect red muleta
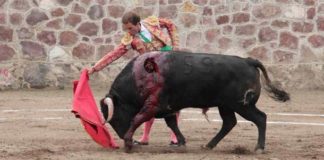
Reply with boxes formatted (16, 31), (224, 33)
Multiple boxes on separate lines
(72, 69), (119, 149)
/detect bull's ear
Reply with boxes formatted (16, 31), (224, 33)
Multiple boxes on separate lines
(100, 98), (108, 121)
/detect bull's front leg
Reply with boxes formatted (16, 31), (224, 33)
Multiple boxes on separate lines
(123, 94), (160, 152)
(123, 108), (156, 152)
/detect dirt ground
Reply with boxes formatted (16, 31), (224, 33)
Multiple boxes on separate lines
(0, 88), (323, 160)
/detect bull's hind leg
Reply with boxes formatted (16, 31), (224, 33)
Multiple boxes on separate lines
(204, 107), (237, 149)
(164, 114), (186, 146)
(235, 105), (267, 152)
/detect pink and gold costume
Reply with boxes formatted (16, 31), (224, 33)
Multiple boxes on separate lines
(92, 16), (179, 71)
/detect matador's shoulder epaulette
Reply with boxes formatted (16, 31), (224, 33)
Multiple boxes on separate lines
(143, 16), (159, 26)
(121, 32), (133, 45)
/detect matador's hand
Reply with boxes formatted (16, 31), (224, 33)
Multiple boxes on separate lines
(88, 67), (96, 75)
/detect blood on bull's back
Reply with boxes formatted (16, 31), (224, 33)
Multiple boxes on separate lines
(130, 51), (260, 109)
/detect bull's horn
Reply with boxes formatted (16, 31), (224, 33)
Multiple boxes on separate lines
(104, 97), (114, 122)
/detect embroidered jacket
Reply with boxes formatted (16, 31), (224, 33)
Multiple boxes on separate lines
(92, 16), (179, 71)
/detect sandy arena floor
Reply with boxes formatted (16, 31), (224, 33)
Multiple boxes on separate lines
(0, 88), (323, 160)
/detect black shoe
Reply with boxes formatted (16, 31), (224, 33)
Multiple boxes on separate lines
(169, 141), (179, 146)
(133, 140), (149, 145)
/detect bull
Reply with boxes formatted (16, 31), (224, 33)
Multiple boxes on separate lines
(99, 51), (290, 152)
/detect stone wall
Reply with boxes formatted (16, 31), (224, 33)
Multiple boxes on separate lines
(0, 0), (324, 90)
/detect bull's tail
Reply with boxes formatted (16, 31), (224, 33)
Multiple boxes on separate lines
(247, 58), (290, 102)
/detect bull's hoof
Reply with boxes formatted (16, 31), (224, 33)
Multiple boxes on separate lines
(254, 145), (265, 154)
(201, 145), (213, 150)
(124, 147), (132, 153)
(255, 148), (265, 154)
(254, 144), (265, 154)
(124, 140), (133, 153)
(124, 145), (133, 153)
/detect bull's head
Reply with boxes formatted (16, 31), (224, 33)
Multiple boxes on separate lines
(100, 96), (133, 139)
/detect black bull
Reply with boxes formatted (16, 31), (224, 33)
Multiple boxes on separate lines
(99, 51), (290, 152)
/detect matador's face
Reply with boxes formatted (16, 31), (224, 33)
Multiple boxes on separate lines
(123, 22), (141, 36)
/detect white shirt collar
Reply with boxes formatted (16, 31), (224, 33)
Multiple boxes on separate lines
(139, 22), (152, 41)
